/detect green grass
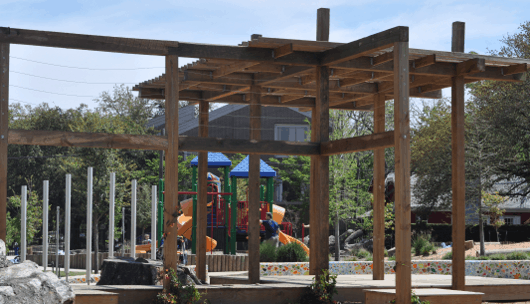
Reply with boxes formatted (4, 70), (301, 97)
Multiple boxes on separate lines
(449, 251), (530, 260)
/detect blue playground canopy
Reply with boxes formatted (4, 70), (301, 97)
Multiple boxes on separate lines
(190, 152), (232, 167)
(230, 156), (277, 178)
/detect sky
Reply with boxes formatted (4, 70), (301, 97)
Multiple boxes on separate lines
(1, 0), (529, 110)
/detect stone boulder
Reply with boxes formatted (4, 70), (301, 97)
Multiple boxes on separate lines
(0, 239), (5, 256)
(465, 240), (475, 251)
(0, 260), (74, 304)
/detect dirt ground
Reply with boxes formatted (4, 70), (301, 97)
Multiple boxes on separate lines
(406, 241), (530, 260)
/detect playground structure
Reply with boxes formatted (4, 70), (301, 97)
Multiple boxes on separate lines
(2, 7), (530, 304)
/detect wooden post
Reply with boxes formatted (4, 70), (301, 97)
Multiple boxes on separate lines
(373, 93), (386, 280)
(163, 55), (179, 289)
(316, 8), (330, 42)
(248, 84), (261, 284)
(393, 40), (411, 304)
(0, 43), (8, 241)
(451, 21), (466, 291)
(310, 66), (330, 276)
(196, 100), (208, 281)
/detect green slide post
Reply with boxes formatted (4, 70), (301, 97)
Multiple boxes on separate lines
(267, 177), (274, 212)
(231, 176), (237, 254)
(223, 166), (230, 254)
(191, 165), (197, 254)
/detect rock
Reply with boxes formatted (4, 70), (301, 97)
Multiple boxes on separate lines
(0, 239), (5, 256)
(344, 230), (364, 245)
(0, 260), (74, 303)
(465, 240), (474, 251)
(98, 257), (163, 285)
(387, 247), (396, 257)
(328, 235), (335, 245)
(135, 257), (149, 263)
(303, 236), (309, 245)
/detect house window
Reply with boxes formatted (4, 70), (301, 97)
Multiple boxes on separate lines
(274, 125), (309, 142)
(501, 215), (521, 225)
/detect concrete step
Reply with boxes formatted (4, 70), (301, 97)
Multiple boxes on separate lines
(363, 288), (484, 304)
(74, 289), (119, 304)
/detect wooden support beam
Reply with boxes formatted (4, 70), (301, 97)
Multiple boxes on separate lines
(163, 55), (180, 289)
(320, 26), (408, 66)
(393, 40), (411, 304)
(413, 54), (436, 69)
(320, 131), (394, 155)
(373, 51), (394, 66)
(248, 84), (261, 284)
(373, 93), (386, 281)
(0, 43), (8, 241)
(213, 62), (260, 78)
(501, 63), (528, 76)
(196, 100), (208, 282)
(170, 43), (320, 66)
(0, 27), (179, 56)
(309, 66), (330, 277)
(456, 58), (486, 76)
(273, 44), (294, 59)
(451, 21), (466, 292)
(8, 129), (168, 150)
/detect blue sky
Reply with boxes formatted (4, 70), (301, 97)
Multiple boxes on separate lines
(2, 0), (529, 110)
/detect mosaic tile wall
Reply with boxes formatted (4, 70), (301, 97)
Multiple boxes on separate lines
(260, 260), (530, 280)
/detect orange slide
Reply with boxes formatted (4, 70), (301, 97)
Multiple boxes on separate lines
(272, 204), (310, 256)
(177, 198), (217, 251)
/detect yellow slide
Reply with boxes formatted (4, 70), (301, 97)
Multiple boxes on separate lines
(177, 198), (218, 251)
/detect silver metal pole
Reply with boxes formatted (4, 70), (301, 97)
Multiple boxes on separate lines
(122, 207), (125, 257)
(109, 172), (115, 258)
(151, 185), (157, 260)
(86, 167), (93, 285)
(65, 174), (71, 281)
(21, 185), (27, 262)
(56, 205), (60, 278)
(43, 181), (49, 272)
(131, 179), (137, 259)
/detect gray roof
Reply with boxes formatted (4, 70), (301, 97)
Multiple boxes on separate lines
(146, 104), (312, 134)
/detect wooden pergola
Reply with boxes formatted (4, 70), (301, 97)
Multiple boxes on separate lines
(1, 9), (529, 303)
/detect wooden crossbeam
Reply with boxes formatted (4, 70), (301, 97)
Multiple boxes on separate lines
(0, 27), (180, 55)
(456, 58), (486, 76)
(373, 51), (394, 66)
(169, 43), (320, 66)
(8, 129), (320, 155)
(321, 130), (394, 155)
(413, 54), (436, 69)
(273, 44), (294, 59)
(213, 62), (260, 78)
(501, 63), (528, 76)
(320, 26), (408, 66)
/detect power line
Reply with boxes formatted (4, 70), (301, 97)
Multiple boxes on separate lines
(9, 85), (94, 98)
(11, 71), (137, 85)
(10, 56), (164, 71)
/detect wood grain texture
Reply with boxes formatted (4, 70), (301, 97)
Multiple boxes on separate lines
(320, 26), (408, 66)
(0, 27), (178, 56)
(0, 43), (8, 241)
(163, 55), (180, 289)
(320, 131), (394, 155)
(372, 93), (386, 280)
(248, 84), (261, 284)
(309, 66), (330, 276)
(451, 75), (466, 290)
(196, 100), (209, 281)
(316, 8), (330, 42)
(452, 22), (465, 53)
(393, 41), (411, 304)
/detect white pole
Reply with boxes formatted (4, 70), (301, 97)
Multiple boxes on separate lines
(21, 185), (27, 262)
(43, 181), (49, 271)
(151, 185), (157, 260)
(109, 172), (115, 258)
(86, 167), (93, 285)
(56, 205), (60, 278)
(131, 179), (137, 259)
(65, 174), (71, 281)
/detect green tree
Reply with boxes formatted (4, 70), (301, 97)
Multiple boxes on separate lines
(482, 191), (507, 242)
(6, 182), (46, 246)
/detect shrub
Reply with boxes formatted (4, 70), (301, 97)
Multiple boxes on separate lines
(155, 268), (207, 304)
(344, 256), (358, 262)
(297, 270), (338, 304)
(388, 256), (396, 261)
(420, 243), (435, 256)
(412, 234), (433, 256)
(384, 249), (388, 257)
(506, 251), (530, 260)
(442, 251), (452, 260)
(260, 242), (277, 262)
(489, 253), (507, 260)
(355, 248), (371, 259)
(277, 242), (308, 262)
